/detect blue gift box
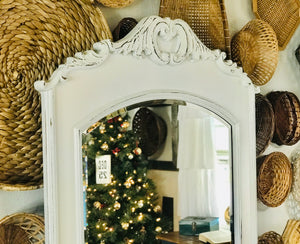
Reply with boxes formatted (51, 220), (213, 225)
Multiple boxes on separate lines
(179, 216), (219, 236)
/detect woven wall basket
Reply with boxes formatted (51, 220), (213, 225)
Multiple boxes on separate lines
(253, 0), (300, 50)
(112, 18), (138, 41)
(0, 224), (30, 244)
(132, 108), (167, 157)
(0, 0), (112, 191)
(95, 0), (135, 8)
(282, 219), (300, 244)
(255, 94), (274, 156)
(257, 152), (292, 207)
(296, 45), (300, 65)
(231, 19), (278, 86)
(0, 213), (44, 244)
(266, 91), (300, 146)
(159, 0), (231, 59)
(258, 231), (283, 244)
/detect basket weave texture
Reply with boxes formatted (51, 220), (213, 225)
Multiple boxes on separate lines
(159, 0), (231, 59)
(253, 0), (300, 50)
(258, 231), (283, 244)
(0, 213), (44, 244)
(96, 0), (135, 8)
(0, 224), (30, 244)
(282, 219), (300, 244)
(257, 152), (292, 207)
(266, 91), (300, 146)
(0, 0), (112, 190)
(133, 108), (167, 157)
(255, 94), (274, 156)
(231, 19), (278, 86)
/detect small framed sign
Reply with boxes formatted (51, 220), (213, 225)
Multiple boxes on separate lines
(95, 155), (111, 184)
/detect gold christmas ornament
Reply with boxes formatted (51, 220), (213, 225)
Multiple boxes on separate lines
(124, 177), (135, 188)
(101, 142), (109, 151)
(128, 153), (134, 160)
(93, 201), (102, 209)
(137, 200), (144, 208)
(155, 226), (162, 232)
(153, 205), (161, 213)
(121, 121), (130, 129)
(137, 213), (144, 221)
(121, 222), (130, 230)
(114, 201), (121, 210)
(133, 147), (142, 155)
(109, 125), (114, 129)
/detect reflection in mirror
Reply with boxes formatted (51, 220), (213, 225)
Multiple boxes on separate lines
(81, 100), (232, 244)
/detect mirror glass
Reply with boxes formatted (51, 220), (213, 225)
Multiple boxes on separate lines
(81, 100), (232, 244)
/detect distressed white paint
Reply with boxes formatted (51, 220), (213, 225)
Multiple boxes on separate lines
(35, 16), (257, 244)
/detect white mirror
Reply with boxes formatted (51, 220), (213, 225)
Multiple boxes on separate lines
(35, 16), (257, 244)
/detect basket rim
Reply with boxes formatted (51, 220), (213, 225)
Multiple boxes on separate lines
(0, 182), (43, 191)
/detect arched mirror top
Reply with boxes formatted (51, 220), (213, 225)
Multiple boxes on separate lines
(35, 16), (257, 244)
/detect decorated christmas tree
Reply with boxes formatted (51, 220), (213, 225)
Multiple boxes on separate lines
(82, 113), (170, 244)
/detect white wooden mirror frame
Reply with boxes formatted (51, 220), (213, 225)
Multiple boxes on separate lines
(35, 16), (257, 244)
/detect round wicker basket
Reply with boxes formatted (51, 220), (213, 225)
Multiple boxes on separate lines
(0, 0), (112, 190)
(112, 17), (138, 41)
(255, 94), (274, 156)
(0, 224), (30, 244)
(96, 0), (135, 8)
(266, 91), (300, 146)
(257, 152), (292, 207)
(282, 219), (300, 244)
(133, 108), (167, 157)
(258, 231), (283, 244)
(231, 19), (278, 86)
(0, 213), (44, 244)
(224, 207), (230, 224)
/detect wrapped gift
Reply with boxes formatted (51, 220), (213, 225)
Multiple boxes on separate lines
(179, 216), (219, 236)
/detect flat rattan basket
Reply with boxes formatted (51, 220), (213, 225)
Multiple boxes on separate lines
(0, 213), (44, 244)
(266, 91), (300, 146)
(0, 0), (112, 191)
(258, 231), (283, 244)
(253, 0), (300, 50)
(96, 0), (135, 8)
(159, 0), (231, 59)
(257, 152), (292, 207)
(282, 219), (300, 244)
(231, 19), (278, 86)
(255, 94), (274, 156)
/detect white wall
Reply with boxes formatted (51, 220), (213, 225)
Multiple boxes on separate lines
(1, 0), (299, 237)
(100, 0), (300, 237)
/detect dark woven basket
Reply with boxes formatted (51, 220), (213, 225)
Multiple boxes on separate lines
(256, 94), (275, 156)
(112, 17), (138, 41)
(258, 231), (283, 244)
(132, 108), (167, 157)
(266, 91), (300, 145)
(257, 152), (292, 207)
(296, 45), (300, 65)
(0, 224), (30, 244)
